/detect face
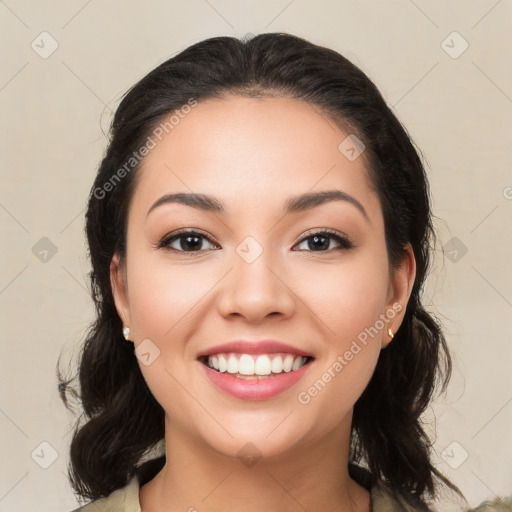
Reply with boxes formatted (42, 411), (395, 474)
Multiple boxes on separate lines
(111, 95), (415, 459)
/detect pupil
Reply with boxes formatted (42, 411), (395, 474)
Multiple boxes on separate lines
(309, 235), (328, 250)
(181, 235), (201, 251)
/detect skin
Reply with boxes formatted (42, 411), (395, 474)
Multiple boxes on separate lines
(110, 95), (416, 512)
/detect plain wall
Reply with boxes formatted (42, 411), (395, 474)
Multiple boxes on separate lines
(0, 1), (510, 511)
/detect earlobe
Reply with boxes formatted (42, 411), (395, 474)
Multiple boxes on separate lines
(110, 252), (131, 327)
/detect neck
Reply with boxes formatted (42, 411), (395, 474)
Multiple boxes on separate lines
(139, 416), (370, 512)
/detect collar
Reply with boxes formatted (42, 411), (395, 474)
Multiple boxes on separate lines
(132, 456), (432, 512)
(349, 462), (433, 511)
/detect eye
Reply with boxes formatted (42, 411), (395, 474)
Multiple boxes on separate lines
(157, 229), (219, 253)
(293, 228), (354, 252)
(156, 228), (354, 254)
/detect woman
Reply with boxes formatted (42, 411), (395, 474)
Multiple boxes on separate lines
(58, 32), (470, 511)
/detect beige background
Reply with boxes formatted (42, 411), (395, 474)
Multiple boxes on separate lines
(0, 1), (511, 511)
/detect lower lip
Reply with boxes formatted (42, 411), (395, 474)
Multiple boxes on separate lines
(199, 360), (313, 400)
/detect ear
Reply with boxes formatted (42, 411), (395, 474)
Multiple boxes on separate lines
(382, 243), (416, 348)
(110, 252), (132, 329)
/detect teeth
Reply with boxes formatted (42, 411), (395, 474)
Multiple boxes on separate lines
(255, 355), (271, 375)
(206, 353), (308, 376)
(227, 354), (238, 374)
(283, 355), (294, 372)
(218, 354), (227, 372)
(238, 354), (255, 375)
(291, 356), (303, 371)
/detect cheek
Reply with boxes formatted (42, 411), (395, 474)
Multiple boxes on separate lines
(293, 252), (389, 344)
(127, 251), (214, 340)
(125, 252), (213, 427)
(292, 252), (387, 421)
(295, 342), (380, 441)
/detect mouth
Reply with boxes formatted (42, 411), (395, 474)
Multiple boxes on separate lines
(198, 352), (315, 379)
(196, 340), (316, 400)
(197, 352), (315, 400)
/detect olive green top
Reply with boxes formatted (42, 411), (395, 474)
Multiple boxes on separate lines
(69, 456), (512, 511)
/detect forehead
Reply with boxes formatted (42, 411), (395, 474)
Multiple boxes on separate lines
(130, 95), (380, 221)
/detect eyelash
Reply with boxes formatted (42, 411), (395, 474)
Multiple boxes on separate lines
(156, 228), (355, 254)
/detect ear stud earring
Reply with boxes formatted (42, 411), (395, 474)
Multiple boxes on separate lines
(123, 326), (131, 341)
(388, 328), (394, 340)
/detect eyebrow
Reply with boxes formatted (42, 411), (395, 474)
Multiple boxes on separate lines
(146, 189), (369, 222)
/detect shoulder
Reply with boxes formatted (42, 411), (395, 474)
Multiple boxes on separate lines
(349, 463), (512, 512)
(348, 463), (433, 512)
(468, 496), (512, 511)
(69, 455), (165, 512)
(371, 477), (433, 512)
(68, 475), (141, 512)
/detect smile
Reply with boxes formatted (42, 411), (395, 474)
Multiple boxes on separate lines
(202, 352), (311, 377)
(198, 352), (315, 400)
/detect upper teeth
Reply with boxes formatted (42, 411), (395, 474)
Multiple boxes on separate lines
(207, 353), (308, 375)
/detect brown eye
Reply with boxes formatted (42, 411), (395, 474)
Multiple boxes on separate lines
(293, 229), (354, 252)
(158, 230), (219, 253)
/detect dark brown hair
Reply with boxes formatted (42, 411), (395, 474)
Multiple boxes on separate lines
(58, 32), (464, 506)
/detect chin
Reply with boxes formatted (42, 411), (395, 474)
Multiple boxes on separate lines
(196, 417), (312, 463)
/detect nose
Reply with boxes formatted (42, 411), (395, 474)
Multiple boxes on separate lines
(216, 248), (297, 323)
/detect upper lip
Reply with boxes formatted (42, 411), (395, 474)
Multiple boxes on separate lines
(196, 340), (315, 359)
